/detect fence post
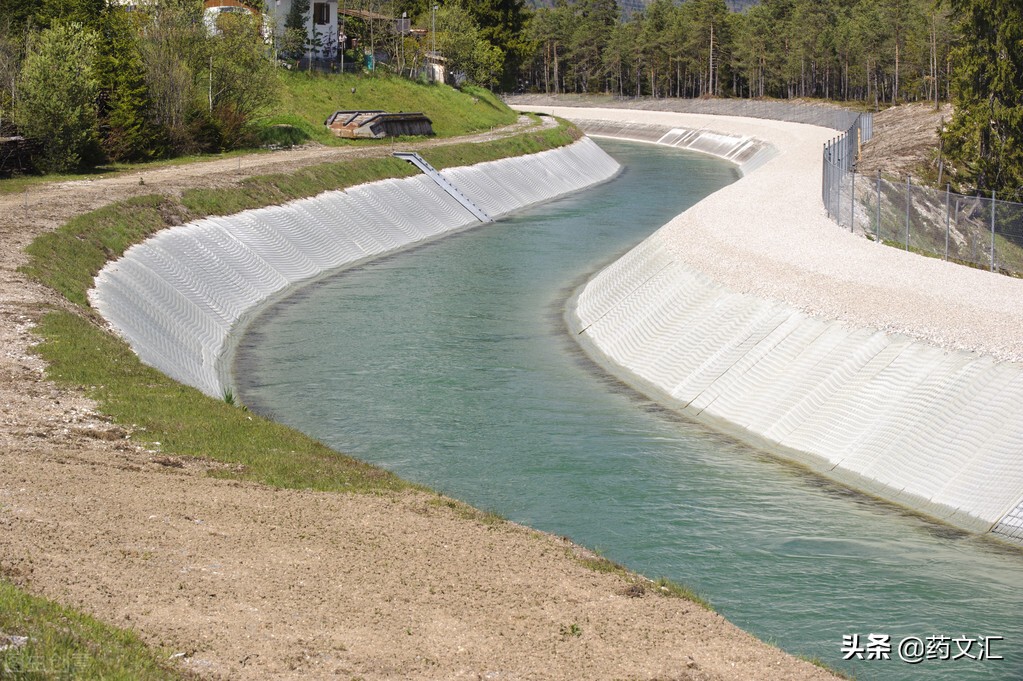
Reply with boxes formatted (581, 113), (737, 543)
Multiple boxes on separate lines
(945, 184), (950, 261)
(991, 190), (996, 272)
(837, 153), (842, 227)
(905, 176), (911, 251)
(850, 169), (855, 233)
(822, 143), (827, 211)
(876, 170), (881, 243)
(829, 141), (835, 218)
(824, 142), (829, 218)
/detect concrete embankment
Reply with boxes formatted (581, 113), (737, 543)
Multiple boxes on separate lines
(515, 105), (1023, 543)
(89, 137), (619, 400)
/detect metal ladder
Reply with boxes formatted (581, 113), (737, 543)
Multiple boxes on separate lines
(393, 152), (493, 223)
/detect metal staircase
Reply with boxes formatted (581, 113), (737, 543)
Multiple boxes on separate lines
(393, 152), (493, 223)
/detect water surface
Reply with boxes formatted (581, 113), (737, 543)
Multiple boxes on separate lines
(236, 140), (1022, 680)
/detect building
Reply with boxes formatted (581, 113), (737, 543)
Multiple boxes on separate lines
(269, 0), (340, 60)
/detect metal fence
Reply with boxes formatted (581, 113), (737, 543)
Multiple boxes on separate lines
(823, 119), (1023, 276)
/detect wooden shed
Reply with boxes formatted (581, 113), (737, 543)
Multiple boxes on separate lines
(325, 110), (434, 139)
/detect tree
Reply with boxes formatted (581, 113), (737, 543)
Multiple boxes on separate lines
(524, 5), (570, 94)
(0, 0), (43, 33)
(436, 4), (506, 87)
(0, 19), (25, 132)
(96, 8), (157, 162)
(942, 0), (1023, 200)
(461, 0), (530, 90)
(569, 0), (620, 93)
(284, 0), (310, 60)
(15, 22), (100, 172)
(206, 12), (278, 147)
(139, 2), (204, 153)
(34, 0), (106, 29)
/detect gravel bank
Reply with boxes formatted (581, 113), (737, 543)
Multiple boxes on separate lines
(515, 105), (1023, 364)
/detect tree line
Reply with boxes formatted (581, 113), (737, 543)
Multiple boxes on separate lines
(521, 0), (953, 106)
(0, 0), (276, 172)
(1, 0), (1020, 200)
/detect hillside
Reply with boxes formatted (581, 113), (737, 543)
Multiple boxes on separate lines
(266, 71), (517, 145)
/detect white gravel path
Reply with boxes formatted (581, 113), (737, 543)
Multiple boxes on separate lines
(515, 106), (1023, 363)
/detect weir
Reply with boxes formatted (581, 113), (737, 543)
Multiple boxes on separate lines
(89, 138), (619, 399)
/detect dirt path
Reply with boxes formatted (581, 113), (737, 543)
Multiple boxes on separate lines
(0, 119), (840, 680)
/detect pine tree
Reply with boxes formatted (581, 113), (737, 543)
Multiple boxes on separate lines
(97, 8), (159, 162)
(15, 22), (100, 172)
(941, 0), (1023, 200)
(283, 0), (311, 60)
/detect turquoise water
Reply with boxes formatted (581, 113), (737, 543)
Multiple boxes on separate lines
(235, 139), (1023, 680)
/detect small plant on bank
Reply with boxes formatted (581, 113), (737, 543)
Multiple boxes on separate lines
(559, 623), (582, 639)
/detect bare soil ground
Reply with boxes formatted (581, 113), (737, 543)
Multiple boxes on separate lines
(856, 102), (953, 179)
(0, 120), (841, 679)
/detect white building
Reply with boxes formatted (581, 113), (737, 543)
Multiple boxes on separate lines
(268, 0), (340, 59)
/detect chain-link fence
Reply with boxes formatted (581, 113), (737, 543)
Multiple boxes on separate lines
(824, 122), (1023, 276)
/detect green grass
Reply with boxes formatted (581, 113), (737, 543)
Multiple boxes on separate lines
(34, 310), (413, 494)
(268, 70), (516, 144)
(0, 580), (187, 680)
(22, 196), (169, 307)
(1, 71), (515, 193)
(179, 156), (416, 217)
(19, 118), (579, 307)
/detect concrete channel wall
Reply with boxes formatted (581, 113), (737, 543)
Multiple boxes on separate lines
(90, 137), (620, 400)
(514, 106), (1023, 544)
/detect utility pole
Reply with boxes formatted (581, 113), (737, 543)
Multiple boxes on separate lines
(432, 5), (438, 82)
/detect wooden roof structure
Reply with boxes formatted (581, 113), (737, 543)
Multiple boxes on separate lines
(325, 110), (434, 139)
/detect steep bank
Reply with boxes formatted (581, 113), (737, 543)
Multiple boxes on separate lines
(516, 105), (1023, 542)
(89, 138), (619, 398)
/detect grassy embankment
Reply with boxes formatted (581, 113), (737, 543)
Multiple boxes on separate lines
(0, 70), (516, 195)
(263, 70), (514, 145)
(4, 74), (708, 678)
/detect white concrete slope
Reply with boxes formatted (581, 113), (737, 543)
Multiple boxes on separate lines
(89, 137), (620, 400)
(518, 106), (1023, 543)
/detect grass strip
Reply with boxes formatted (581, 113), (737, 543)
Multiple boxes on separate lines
(0, 580), (186, 680)
(22, 196), (168, 307)
(422, 117), (581, 169)
(33, 310), (412, 494)
(21, 117), (579, 306)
